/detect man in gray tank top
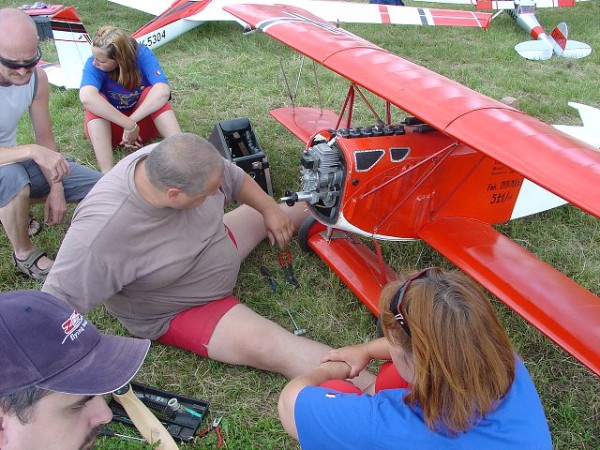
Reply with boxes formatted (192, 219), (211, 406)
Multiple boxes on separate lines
(0, 8), (101, 282)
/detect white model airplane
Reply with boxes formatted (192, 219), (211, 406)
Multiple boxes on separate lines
(414, 0), (592, 59)
(108, 0), (492, 51)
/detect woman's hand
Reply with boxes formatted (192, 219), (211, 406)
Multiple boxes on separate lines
(321, 343), (372, 379)
(120, 122), (142, 149)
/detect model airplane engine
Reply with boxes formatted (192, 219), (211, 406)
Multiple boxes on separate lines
(282, 138), (346, 222)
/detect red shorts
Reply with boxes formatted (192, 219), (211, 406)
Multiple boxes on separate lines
(156, 226), (239, 358)
(320, 362), (410, 394)
(84, 85), (172, 147)
(156, 296), (240, 358)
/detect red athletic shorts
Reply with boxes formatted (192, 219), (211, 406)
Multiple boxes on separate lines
(156, 226), (239, 358)
(320, 362), (410, 394)
(84, 85), (172, 147)
(156, 296), (240, 358)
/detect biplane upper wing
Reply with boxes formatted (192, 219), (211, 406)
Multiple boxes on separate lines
(224, 4), (600, 376)
(225, 3), (600, 219)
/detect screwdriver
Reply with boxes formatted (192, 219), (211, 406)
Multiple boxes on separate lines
(260, 265), (277, 292)
(99, 428), (146, 442)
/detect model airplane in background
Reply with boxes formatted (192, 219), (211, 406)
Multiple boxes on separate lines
(37, 6), (92, 89)
(37, 2), (491, 89)
(414, 0), (592, 59)
(224, 3), (600, 377)
(107, 0), (492, 50)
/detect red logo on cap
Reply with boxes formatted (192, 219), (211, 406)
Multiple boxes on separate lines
(61, 311), (88, 344)
(62, 311), (83, 335)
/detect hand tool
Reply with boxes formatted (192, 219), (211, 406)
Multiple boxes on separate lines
(100, 428), (146, 442)
(260, 265), (277, 292)
(286, 308), (307, 336)
(197, 416), (224, 448)
(277, 247), (300, 289)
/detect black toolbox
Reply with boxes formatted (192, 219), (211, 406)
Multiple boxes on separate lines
(209, 118), (273, 196)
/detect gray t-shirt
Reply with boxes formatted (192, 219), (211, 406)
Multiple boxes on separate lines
(0, 70), (36, 146)
(43, 145), (246, 339)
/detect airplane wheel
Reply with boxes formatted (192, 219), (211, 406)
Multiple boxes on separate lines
(298, 216), (319, 253)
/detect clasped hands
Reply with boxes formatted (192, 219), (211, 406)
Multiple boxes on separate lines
(120, 121), (142, 149)
(320, 343), (372, 379)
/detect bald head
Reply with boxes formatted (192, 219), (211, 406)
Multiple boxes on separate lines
(145, 133), (225, 195)
(0, 9), (38, 60)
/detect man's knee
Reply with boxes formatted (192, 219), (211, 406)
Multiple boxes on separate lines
(0, 184), (30, 211)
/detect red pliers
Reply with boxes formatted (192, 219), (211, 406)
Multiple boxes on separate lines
(197, 416), (224, 448)
(277, 247), (300, 289)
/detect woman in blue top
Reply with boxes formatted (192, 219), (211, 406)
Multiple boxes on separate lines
(279, 268), (552, 449)
(80, 26), (181, 173)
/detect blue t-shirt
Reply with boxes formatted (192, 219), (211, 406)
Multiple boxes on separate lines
(295, 359), (551, 449)
(81, 45), (169, 110)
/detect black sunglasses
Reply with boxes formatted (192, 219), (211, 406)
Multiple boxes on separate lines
(389, 267), (441, 337)
(0, 46), (42, 70)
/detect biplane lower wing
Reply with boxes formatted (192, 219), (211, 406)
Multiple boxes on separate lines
(418, 217), (600, 377)
(224, 3), (600, 219)
(270, 107), (340, 144)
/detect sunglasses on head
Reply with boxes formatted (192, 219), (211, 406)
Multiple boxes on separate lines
(389, 267), (441, 337)
(0, 46), (42, 70)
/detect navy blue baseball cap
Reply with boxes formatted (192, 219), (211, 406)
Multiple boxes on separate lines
(0, 290), (150, 397)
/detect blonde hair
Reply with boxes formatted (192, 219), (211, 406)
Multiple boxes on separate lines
(380, 269), (515, 434)
(93, 26), (141, 90)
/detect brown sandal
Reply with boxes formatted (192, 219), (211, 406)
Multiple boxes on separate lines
(13, 250), (53, 282)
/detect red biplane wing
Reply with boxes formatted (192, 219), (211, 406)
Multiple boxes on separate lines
(225, 3), (600, 219)
(419, 217), (600, 376)
(225, 4), (600, 376)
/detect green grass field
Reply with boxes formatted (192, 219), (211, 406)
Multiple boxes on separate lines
(1, 0), (599, 448)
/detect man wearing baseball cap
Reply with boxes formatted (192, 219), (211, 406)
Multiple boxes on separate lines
(0, 290), (150, 450)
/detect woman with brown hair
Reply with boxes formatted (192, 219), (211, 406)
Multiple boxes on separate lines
(278, 268), (552, 449)
(79, 26), (181, 173)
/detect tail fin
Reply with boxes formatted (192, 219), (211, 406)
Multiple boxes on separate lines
(550, 23), (591, 59)
(42, 6), (92, 89)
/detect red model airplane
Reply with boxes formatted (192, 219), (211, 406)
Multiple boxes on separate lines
(225, 4), (600, 377)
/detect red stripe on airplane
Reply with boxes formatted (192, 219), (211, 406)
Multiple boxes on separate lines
(378, 5), (391, 24)
(531, 25), (544, 39)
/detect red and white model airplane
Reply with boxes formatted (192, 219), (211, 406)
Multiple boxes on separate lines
(224, 4), (600, 376)
(108, 0), (492, 50)
(38, 2), (491, 89)
(415, 0), (592, 59)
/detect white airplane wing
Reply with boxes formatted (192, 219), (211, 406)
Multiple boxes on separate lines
(554, 103), (600, 149)
(197, 0), (494, 27)
(107, 0), (175, 16)
(113, 0), (492, 51)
